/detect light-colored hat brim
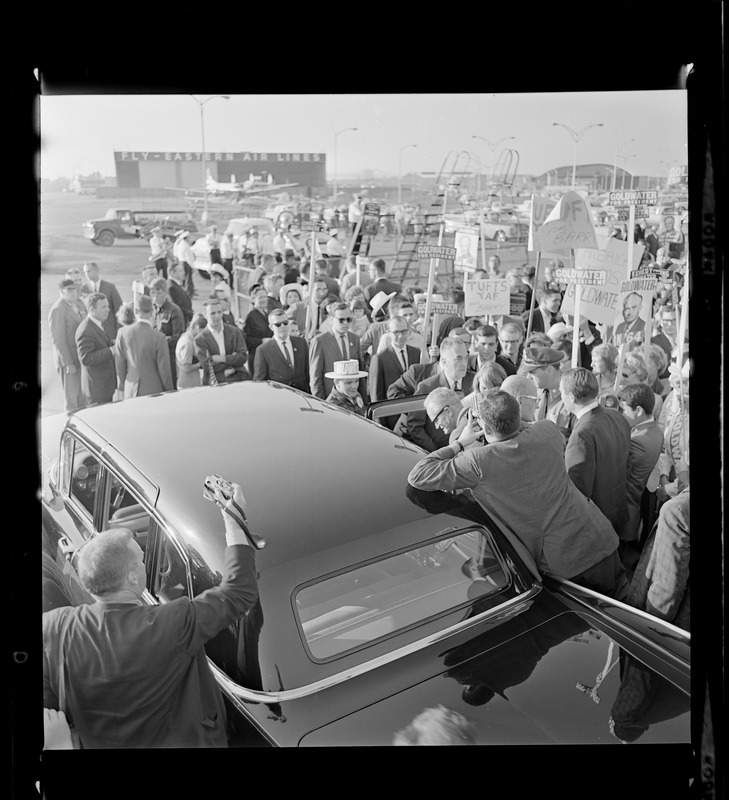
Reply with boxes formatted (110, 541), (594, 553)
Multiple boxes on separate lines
(326, 371), (368, 380)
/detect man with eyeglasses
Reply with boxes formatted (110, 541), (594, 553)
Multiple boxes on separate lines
(497, 322), (525, 368)
(309, 302), (367, 400)
(253, 309), (310, 392)
(195, 298), (250, 385)
(408, 388), (629, 600)
(396, 338), (475, 452)
(369, 315), (421, 429)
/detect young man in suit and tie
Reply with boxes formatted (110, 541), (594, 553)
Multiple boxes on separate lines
(114, 294), (173, 398)
(75, 292), (117, 406)
(369, 315), (420, 429)
(561, 367), (632, 536)
(309, 302), (367, 401)
(195, 298), (250, 385)
(523, 288), (564, 335)
(253, 309), (310, 392)
(83, 262), (123, 341)
(397, 338), (475, 452)
(167, 262), (194, 325)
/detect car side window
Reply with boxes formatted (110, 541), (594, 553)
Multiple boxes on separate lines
(69, 442), (102, 520)
(154, 534), (190, 602)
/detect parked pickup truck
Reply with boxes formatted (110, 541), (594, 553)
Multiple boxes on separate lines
(82, 209), (198, 247)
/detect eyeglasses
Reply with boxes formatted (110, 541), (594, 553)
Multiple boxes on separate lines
(335, 316), (353, 323)
(391, 329), (409, 336)
(272, 320), (290, 327)
(432, 405), (450, 425)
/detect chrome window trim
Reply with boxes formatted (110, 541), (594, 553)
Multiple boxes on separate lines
(209, 583), (541, 706)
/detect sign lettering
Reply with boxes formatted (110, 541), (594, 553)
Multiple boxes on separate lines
(464, 279), (510, 316)
(608, 190), (658, 206)
(416, 244), (457, 261)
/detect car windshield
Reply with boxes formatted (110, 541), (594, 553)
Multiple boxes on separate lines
(296, 528), (509, 660)
(103, 209), (120, 220)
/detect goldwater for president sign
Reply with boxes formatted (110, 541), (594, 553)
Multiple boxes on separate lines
(608, 190), (658, 206)
(416, 244), (457, 261)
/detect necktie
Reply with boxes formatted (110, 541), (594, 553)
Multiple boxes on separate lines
(398, 349), (407, 371)
(454, 381), (461, 392)
(340, 335), (349, 359)
(281, 341), (292, 367)
(539, 389), (550, 420)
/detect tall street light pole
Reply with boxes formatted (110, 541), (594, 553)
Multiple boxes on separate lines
(552, 122), (604, 189)
(471, 135), (515, 191)
(617, 154), (637, 189)
(191, 95), (230, 225)
(612, 138), (636, 192)
(333, 127), (357, 207)
(398, 144), (417, 205)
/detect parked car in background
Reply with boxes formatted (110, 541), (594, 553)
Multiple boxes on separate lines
(41, 383), (690, 747)
(82, 208), (198, 247)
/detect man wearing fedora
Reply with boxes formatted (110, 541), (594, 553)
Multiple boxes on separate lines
(324, 360), (369, 415)
(309, 302), (367, 401)
(518, 346), (574, 442)
(253, 309), (310, 393)
(560, 367), (632, 535)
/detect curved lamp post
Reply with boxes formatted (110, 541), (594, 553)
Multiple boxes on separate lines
(190, 94), (230, 225)
(552, 122), (604, 189)
(612, 138), (636, 192)
(471, 135), (515, 189)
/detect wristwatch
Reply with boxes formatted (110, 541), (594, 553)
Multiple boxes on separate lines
(453, 440), (464, 453)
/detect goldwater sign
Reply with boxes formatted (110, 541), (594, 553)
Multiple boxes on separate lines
(553, 267), (607, 286)
(608, 190), (658, 207)
(299, 220), (325, 232)
(416, 244), (457, 261)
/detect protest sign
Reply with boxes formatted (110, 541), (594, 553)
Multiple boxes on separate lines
(362, 203), (381, 236)
(608, 190), (658, 206)
(612, 277), (657, 352)
(528, 195), (557, 251)
(464, 279), (510, 317)
(553, 267), (607, 286)
(560, 236), (644, 325)
(299, 219), (324, 232)
(430, 301), (459, 315)
(454, 228), (479, 270)
(417, 243), (457, 261)
(536, 191), (599, 253)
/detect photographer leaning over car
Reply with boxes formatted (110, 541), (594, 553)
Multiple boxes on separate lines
(407, 389), (629, 600)
(42, 480), (258, 749)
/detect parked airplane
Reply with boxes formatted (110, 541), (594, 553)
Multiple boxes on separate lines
(167, 171), (299, 203)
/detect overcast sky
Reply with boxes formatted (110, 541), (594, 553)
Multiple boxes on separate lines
(39, 90), (688, 182)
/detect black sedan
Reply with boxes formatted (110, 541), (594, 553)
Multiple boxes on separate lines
(40, 382), (690, 747)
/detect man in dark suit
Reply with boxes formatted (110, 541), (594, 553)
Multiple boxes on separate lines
(253, 309), (310, 392)
(369, 315), (421, 429)
(363, 258), (402, 308)
(48, 278), (86, 412)
(561, 367), (632, 535)
(309, 302), (367, 400)
(466, 324), (517, 377)
(616, 383), (665, 571)
(83, 262), (123, 341)
(167, 262), (193, 325)
(195, 298), (250, 385)
(397, 338), (475, 451)
(114, 294), (173, 398)
(386, 361), (439, 399)
(75, 292), (117, 405)
(150, 277), (186, 387)
(42, 481), (258, 749)
(408, 389), (628, 600)
(522, 287), (563, 335)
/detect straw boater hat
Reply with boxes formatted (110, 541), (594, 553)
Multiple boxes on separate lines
(369, 290), (396, 316)
(174, 229), (190, 239)
(519, 346), (568, 372)
(325, 360), (368, 381)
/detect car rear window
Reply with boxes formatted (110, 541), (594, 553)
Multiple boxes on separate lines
(296, 529), (509, 660)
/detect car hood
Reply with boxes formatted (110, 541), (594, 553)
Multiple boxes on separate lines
(297, 602), (690, 747)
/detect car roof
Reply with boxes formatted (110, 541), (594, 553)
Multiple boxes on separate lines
(65, 382), (432, 572)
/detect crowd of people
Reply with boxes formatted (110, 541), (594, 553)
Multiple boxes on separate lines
(45, 223), (690, 749)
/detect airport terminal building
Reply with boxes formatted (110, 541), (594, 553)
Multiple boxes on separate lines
(114, 151), (327, 191)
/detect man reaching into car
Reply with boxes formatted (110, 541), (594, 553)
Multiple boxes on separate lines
(407, 389), (629, 600)
(42, 480), (259, 749)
